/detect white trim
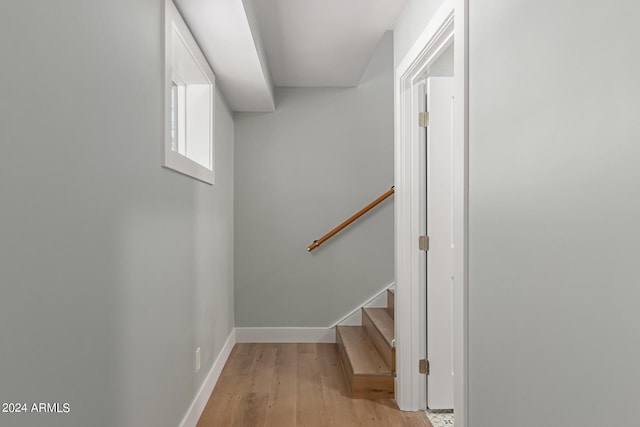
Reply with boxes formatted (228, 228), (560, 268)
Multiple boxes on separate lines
(179, 328), (236, 427)
(396, 0), (456, 79)
(235, 283), (397, 344)
(453, 1), (469, 425)
(394, 0), (468, 422)
(235, 328), (335, 343)
(395, 0), (454, 411)
(330, 282), (396, 327)
(163, 0), (215, 185)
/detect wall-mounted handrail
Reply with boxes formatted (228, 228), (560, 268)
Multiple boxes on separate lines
(307, 186), (395, 252)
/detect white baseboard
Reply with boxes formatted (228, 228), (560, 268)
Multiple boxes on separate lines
(235, 283), (396, 343)
(330, 282), (395, 327)
(235, 327), (335, 343)
(179, 328), (237, 427)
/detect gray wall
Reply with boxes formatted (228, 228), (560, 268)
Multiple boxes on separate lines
(393, 0), (446, 65)
(469, 1), (640, 425)
(234, 33), (394, 327)
(0, 1), (234, 426)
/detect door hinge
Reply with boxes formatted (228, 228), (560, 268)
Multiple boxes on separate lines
(418, 111), (430, 127)
(419, 235), (430, 251)
(419, 359), (430, 375)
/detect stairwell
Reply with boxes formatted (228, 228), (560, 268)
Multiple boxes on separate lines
(336, 288), (395, 398)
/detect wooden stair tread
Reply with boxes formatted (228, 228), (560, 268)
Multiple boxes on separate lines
(336, 326), (393, 376)
(363, 308), (394, 348)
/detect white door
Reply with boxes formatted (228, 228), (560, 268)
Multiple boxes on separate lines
(426, 77), (454, 410)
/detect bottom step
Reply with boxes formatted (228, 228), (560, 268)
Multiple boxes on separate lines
(336, 326), (394, 399)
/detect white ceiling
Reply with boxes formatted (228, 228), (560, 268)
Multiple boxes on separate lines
(254, 0), (407, 87)
(175, 0), (406, 111)
(175, 0), (275, 112)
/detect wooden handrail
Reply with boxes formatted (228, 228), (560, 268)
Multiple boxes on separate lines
(307, 186), (395, 252)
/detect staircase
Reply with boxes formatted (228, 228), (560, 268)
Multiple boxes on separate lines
(336, 288), (395, 399)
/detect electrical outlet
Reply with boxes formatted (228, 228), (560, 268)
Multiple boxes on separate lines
(195, 347), (201, 373)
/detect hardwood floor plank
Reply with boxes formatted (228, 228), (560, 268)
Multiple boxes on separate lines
(232, 392), (269, 427)
(197, 392), (241, 427)
(296, 344), (328, 427)
(210, 374), (252, 396)
(197, 343), (431, 427)
(248, 343), (277, 394)
(352, 397), (386, 426)
(264, 344), (297, 427)
(316, 343), (340, 377)
(320, 372), (358, 426)
(221, 343), (254, 377)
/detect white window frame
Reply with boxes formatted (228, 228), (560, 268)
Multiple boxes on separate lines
(163, 0), (215, 185)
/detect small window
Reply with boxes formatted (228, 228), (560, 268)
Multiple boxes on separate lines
(163, 0), (215, 184)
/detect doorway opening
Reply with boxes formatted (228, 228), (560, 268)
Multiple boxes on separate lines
(394, 1), (467, 425)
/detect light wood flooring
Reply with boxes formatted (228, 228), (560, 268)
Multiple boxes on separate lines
(197, 343), (431, 427)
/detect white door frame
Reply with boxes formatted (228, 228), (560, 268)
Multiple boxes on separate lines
(394, 0), (468, 425)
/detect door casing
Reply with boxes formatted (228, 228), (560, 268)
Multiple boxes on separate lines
(394, 0), (468, 425)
